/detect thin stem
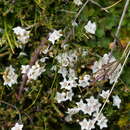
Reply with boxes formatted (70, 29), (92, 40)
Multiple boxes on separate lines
(74, 0), (89, 22)
(90, 0), (109, 13)
(24, 85), (42, 112)
(0, 100), (22, 123)
(102, 0), (122, 10)
(114, 0), (130, 42)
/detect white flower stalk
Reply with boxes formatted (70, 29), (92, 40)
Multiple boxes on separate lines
(48, 29), (63, 44)
(84, 21), (96, 34)
(74, 0), (83, 6)
(3, 65), (18, 87)
(113, 95), (121, 109)
(11, 123), (23, 130)
(13, 26), (30, 44)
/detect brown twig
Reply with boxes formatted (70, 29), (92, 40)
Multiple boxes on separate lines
(18, 38), (48, 99)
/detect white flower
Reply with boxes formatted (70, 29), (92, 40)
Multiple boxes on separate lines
(58, 67), (68, 79)
(76, 99), (87, 112)
(113, 95), (121, 109)
(66, 90), (74, 101)
(72, 21), (78, 26)
(78, 75), (90, 88)
(65, 115), (73, 122)
(56, 50), (78, 67)
(84, 21), (96, 34)
(48, 29), (63, 44)
(86, 96), (101, 113)
(93, 113), (108, 129)
(55, 92), (66, 103)
(65, 107), (79, 122)
(21, 65), (30, 74)
(40, 57), (49, 63)
(3, 65), (18, 87)
(79, 119), (95, 130)
(68, 68), (77, 80)
(13, 26), (30, 44)
(21, 62), (46, 80)
(67, 107), (79, 115)
(11, 123), (23, 130)
(74, 0), (83, 6)
(100, 90), (110, 99)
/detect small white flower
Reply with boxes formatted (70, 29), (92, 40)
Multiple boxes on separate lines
(11, 123), (23, 130)
(60, 78), (77, 91)
(84, 21), (96, 34)
(79, 119), (95, 130)
(21, 65), (30, 74)
(93, 113), (108, 129)
(65, 107), (79, 122)
(40, 57), (49, 63)
(13, 26), (30, 44)
(65, 115), (73, 122)
(113, 95), (121, 109)
(100, 90), (110, 99)
(28, 62), (45, 80)
(73, 0), (83, 6)
(3, 65), (18, 87)
(55, 92), (66, 103)
(21, 62), (46, 81)
(58, 67), (68, 79)
(76, 99), (87, 112)
(48, 29), (63, 44)
(56, 50), (78, 67)
(66, 90), (74, 101)
(72, 21), (78, 26)
(78, 74), (90, 88)
(67, 107), (79, 115)
(86, 96), (101, 113)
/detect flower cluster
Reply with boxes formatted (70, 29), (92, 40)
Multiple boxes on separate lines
(21, 61), (46, 81)
(3, 65), (18, 87)
(13, 26), (30, 44)
(56, 50), (78, 67)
